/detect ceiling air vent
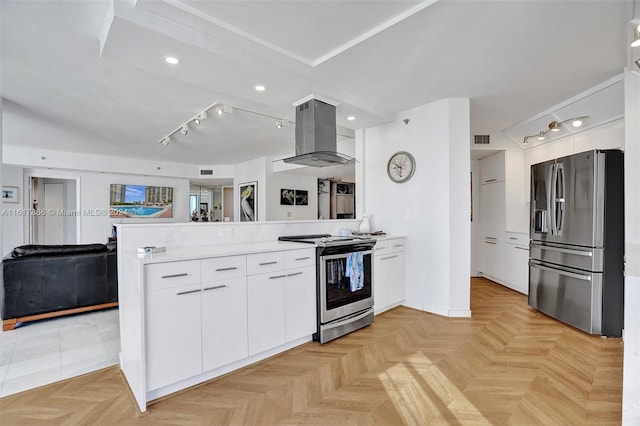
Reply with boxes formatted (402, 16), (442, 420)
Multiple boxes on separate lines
(199, 169), (213, 176)
(474, 135), (490, 145)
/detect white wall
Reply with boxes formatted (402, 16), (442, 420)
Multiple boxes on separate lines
(360, 98), (471, 317)
(470, 159), (480, 276)
(623, 70), (640, 425)
(1, 164), (24, 256)
(266, 171), (317, 221)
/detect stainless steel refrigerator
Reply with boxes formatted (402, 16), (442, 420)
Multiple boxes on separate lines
(529, 149), (624, 337)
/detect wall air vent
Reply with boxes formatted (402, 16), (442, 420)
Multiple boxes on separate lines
(474, 135), (490, 145)
(199, 169), (213, 176)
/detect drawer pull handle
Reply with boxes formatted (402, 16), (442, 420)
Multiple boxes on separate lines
(215, 267), (238, 272)
(515, 246), (529, 251)
(485, 241), (497, 245)
(484, 178), (497, 183)
(162, 273), (189, 279)
(286, 272), (303, 277)
(381, 255), (398, 260)
(269, 274), (286, 279)
(484, 236), (497, 240)
(203, 285), (227, 291)
(509, 237), (517, 240)
(376, 246), (387, 250)
(393, 244), (404, 247)
(295, 256), (311, 261)
(177, 289), (201, 296)
(259, 261), (278, 266)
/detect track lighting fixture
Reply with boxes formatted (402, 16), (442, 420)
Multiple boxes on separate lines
(631, 19), (640, 47)
(275, 120), (283, 129)
(181, 124), (189, 135)
(159, 136), (170, 146)
(193, 111), (207, 125)
(522, 116), (589, 144)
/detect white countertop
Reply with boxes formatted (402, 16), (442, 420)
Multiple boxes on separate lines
(129, 241), (312, 264)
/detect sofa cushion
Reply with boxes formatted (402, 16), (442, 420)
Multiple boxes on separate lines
(11, 244), (107, 258)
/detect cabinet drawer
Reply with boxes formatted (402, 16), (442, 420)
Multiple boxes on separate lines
(387, 239), (406, 253)
(146, 260), (201, 291)
(247, 251), (284, 275)
(201, 255), (246, 282)
(284, 248), (315, 270)
(373, 241), (389, 255)
(506, 233), (529, 246)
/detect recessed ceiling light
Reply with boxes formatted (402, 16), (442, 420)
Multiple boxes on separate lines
(163, 56), (180, 65)
(347, 116), (355, 121)
(255, 85), (266, 92)
(572, 119), (583, 127)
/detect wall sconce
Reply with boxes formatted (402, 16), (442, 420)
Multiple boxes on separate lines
(522, 116), (588, 144)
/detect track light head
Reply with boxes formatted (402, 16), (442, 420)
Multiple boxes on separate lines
(548, 121), (561, 132)
(275, 120), (283, 129)
(181, 124), (189, 135)
(522, 137), (529, 144)
(194, 111), (207, 125)
(159, 136), (170, 146)
(632, 19), (640, 47)
(536, 131), (546, 141)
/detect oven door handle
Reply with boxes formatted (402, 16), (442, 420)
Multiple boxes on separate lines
(320, 250), (373, 261)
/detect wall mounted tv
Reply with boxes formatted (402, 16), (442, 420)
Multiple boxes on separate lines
(109, 184), (173, 218)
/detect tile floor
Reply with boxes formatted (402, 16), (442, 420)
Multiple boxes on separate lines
(0, 308), (120, 397)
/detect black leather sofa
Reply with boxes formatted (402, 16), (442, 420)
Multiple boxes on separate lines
(1, 242), (118, 330)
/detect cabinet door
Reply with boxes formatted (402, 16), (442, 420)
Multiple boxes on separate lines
(479, 151), (505, 184)
(504, 244), (529, 294)
(373, 254), (388, 313)
(284, 266), (317, 341)
(146, 284), (202, 391)
(386, 251), (405, 305)
(479, 181), (505, 242)
(247, 273), (286, 355)
(201, 277), (248, 371)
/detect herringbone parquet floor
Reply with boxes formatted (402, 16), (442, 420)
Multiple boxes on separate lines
(0, 278), (623, 425)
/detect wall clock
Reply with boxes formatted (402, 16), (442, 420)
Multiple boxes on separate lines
(387, 151), (416, 183)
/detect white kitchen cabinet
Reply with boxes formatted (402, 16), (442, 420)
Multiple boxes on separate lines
(247, 271), (286, 355)
(374, 237), (406, 314)
(479, 180), (505, 242)
(284, 265), (316, 341)
(201, 276), (248, 371)
(479, 151), (505, 184)
(503, 242), (529, 294)
(145, 271), (202, 391)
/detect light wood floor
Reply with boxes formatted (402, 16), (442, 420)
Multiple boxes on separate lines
(0, 278), (623, 425)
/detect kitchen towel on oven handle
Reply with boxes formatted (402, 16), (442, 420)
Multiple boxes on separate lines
(346, 251), (364, 292)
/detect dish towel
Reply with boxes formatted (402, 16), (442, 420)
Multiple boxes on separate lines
(346, 251), (364, 292)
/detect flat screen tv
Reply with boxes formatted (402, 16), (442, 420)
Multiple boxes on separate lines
(109, 184), (173, 218)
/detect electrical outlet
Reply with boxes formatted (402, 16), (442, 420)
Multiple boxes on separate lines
(219, 228), (233, 236)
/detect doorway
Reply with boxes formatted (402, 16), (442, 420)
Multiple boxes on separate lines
(29, 177), (78, 244)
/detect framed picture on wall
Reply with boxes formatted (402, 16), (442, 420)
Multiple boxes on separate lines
(295, 190), (308, 206)
(2, 186), (18, 203)
(109, 184), (173, 218)
(280, 189), (294, 205)
(239, 181), (257, 222)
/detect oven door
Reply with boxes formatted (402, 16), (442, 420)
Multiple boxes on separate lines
(319, 249), (373, 324)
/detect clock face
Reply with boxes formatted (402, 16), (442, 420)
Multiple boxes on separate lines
(387, 151), (416, 183)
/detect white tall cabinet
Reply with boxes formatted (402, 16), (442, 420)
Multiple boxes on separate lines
(477, 151), (529, 294)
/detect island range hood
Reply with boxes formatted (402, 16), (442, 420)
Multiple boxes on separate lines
(282, 97), (355, 167)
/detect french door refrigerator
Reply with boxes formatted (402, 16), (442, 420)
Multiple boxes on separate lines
(529, 149), (624, 337)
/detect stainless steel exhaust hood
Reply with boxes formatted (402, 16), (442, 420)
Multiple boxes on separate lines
(282, 97), (355, 167)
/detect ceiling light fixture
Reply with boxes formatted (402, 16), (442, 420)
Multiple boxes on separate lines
(159, 136), (170, 146)
(163, 56), (180, 65)
(181, 124), (189, 135)
(275, 120), (283, 129)
(194, 111), (207, 125)
(347, 116), (355, 121)
(255, 85), (266, 92)
(631, 19), (640, 47)
(521, 116), (589, 144)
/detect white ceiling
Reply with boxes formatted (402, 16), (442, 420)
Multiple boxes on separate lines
(0, 0), (631, 166)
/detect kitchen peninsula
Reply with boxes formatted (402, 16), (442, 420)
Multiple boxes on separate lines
(116, 220), (358, 412)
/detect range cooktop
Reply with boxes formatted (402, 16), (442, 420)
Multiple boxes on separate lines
(278, 234), (374, 247)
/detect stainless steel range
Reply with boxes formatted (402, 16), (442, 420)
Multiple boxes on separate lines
(278, 234), (376, 343)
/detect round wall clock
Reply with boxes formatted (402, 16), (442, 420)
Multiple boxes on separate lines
(387, 151), (416, 183)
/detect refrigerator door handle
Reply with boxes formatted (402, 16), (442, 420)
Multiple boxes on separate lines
(529, 261), (592, 281)
(549, 163), (557, 235)
(530, 243), (593, 257)
(555, 163), (565, 235)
